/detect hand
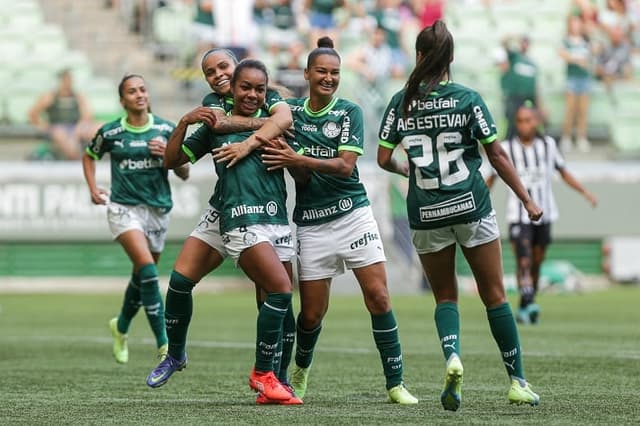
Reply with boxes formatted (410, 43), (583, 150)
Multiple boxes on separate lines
(148, 137), (167, 157)
(397, 162), (409, 177)
(524, 199), (543, 222)
(181, 106), (217, 128)
(585, 191), (597, 207)
(90, 187), (109, 205)
(261, 138), (300, 171)
(212, 142), (252, 168)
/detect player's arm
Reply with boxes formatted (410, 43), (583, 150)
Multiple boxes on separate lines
(483, 140), (543, 221)
(165, 106), (217, 169)
(82, 152), (108, 205)
(377, 145), (409, 177)
(558, 168), (597, 207)
(213, 102), (293, 167)
(485, 173), (497, 189)
(28, 92), (54, 132)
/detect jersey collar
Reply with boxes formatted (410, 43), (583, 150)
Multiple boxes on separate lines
(303, 97), (338, 117)
(121, 113), (154, 133)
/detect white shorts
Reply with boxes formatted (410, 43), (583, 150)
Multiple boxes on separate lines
(107, 202), (169, 253)
(412, 211), (500, 254)
(189, 205), (228, 258)
(223, 223), (295, 262)
(297, 206), (387, 281)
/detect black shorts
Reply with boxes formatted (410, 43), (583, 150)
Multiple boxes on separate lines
(508, 223), (552, 259)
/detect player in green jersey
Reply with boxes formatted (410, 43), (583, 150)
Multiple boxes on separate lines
(261, 37), (418, 405)
(82, 74), (189, 365)
(147, 52), (299, 403)
(377, 21), (543, 411)
(149, 59), (300, 404)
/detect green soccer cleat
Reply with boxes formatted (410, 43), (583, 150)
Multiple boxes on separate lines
(289, 365), (311, 399)
(516, 308), (531, 325)
(440, 354), (463, 411)
(527, 303), (541, 324)
(109, 317), (128, 364)
(508, 377), (540, 406)
(388, 383), (419, 404)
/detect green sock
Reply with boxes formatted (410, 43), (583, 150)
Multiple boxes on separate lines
(295, 315), (322, 369)
(255, 293), (291, 372)
(435, 302), (460, 361)
(278, 301), (296, 383)
(487, 303), (525, 380)
(138, 263), (168, 348)
(117, 273), (141, 334)
(165, 270), (195, 360)
(371, 310), (403, 389)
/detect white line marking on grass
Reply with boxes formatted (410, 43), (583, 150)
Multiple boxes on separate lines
(2, 335), (639, 360)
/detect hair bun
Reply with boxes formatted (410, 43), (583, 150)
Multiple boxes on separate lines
(317, 36), (334, 49)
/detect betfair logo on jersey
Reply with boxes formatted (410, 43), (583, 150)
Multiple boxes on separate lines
(380, 107), (395, 140)
(340, 116), (351, 144)
(411, 97), (459, 111)
(231, 202), (278, 218)
(322, 121), (341, 138)
(119, 157), (163, 170)
(419, 192), (476, 222)
(350, 231), (380, 250)
(304, 145), (336, 158)
(473, 105), (491, 136)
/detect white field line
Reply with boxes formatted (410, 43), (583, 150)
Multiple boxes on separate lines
(1, 335), (638, 360)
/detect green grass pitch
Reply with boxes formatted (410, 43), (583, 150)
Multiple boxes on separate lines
(1, 286), (638, 424)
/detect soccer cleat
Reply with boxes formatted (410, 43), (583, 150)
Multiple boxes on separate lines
(527, 304), (541, 324)
(441, 354), (463, 411)
(109, 317), (128, 364)
(508, 377), (540, 406)
(249, 368), (291, 401)
(289, 365), (311, 399)
(516, 308), (531, 325)
(146, 353), (187, 388)
(388, 383), (419, 404)
(255, 383), (303, 405)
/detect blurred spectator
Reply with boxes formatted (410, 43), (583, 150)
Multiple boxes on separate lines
(212, 0), (259, 60)
(259, 0), (299, 50)
(190, 0), (216, 60)
(275, 39), (309, 98)
(412, 0), (445, 28)
(345, 25), (393, 90)
(370, 0), (410, 79)
(28, 69), (101, 161)
(593, 0), (633, 85)
(497, 35), (544, 139)
(559, 15), (595, 153)
(302, 0), (346, 48)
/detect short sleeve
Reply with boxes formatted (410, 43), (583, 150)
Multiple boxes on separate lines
(202, 92), (226, 112)
(182, 124), (217, 164)
(377, 92), (402, 150)
(469, 92), (498, 145)
(265, 88), (285, 114)
(85, 126), (111, 160)
(337, 103), (364, 155)
(547, 136), (566, 171)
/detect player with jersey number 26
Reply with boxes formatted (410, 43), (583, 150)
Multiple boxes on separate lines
(82, 74), (189, 366)
(377, 21), (542, 411)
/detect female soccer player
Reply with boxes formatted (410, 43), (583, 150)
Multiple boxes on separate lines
(261, 37), (418, 405)
(376, 21), (542, 410)
(149, 60), (299, 404)
(487, 102), (597, 324)
(146, 51), (298, 404)
(82, 74), (189, 364)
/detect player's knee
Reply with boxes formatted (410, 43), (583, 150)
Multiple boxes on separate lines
(298, 309), (324, 330)
(365, 291), (391, 315)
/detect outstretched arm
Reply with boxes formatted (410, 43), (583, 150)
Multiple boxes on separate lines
(559, 168), (597, 207)
(484, 140), (543, 221)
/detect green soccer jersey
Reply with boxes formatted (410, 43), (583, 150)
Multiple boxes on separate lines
(287, 97), (370, 226)
(378, 81), (496, 230)
(202, 88), (285, 114)
(502, 50), (537, 98)
(86, 113), (175, 211)
(182, 111), (292, 233)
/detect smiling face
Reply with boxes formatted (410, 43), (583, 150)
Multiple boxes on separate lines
(305, 53), (340, 100)
(202, 51), (236, 95)
(119, 76), (149, 114)
(231, 67), (267, 117)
